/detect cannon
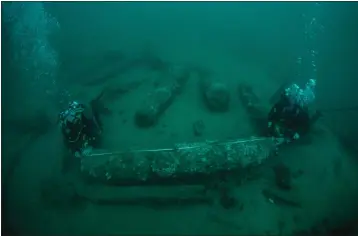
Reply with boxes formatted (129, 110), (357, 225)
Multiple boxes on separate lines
(134, 66), (190, 127)
(80, 137), (280, 186)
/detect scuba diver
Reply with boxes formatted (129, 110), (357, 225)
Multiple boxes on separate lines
(239, 78), (321, 144)
(59, 100), (102, 158)
(267, 79), (321, 143)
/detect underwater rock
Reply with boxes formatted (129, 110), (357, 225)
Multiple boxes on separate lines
(193, 120), (205, 136)
(200, 77), (230, 112)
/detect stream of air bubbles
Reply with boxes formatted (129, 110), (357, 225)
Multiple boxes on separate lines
(3, 2), (71, 108)
(286, 2), (324, 107)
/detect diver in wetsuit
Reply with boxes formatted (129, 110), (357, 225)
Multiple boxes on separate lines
(59, 101), (102, 157)
(267, 79), (320, 143)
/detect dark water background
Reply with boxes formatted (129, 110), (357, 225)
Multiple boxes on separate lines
(3, 2), (358, 118)
(2, 2), (358, 235)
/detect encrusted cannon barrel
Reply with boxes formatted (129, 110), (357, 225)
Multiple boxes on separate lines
(134, 67), (190, 127)
(80, 137), (279, 186)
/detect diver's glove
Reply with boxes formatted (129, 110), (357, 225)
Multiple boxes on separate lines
(273, 132), (299, 146)
(282, 132), (300, 144)
(274, 137), (286, 146)
(293, 132), (300, 140)
(74, 151), (82, 158)
(74, 146), (93, 158)
(81, 146), (93, 157)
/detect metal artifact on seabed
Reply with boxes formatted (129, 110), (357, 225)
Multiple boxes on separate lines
(80, 137), (282, 186)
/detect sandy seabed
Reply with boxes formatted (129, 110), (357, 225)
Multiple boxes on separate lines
(5, 58), (358, 236)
